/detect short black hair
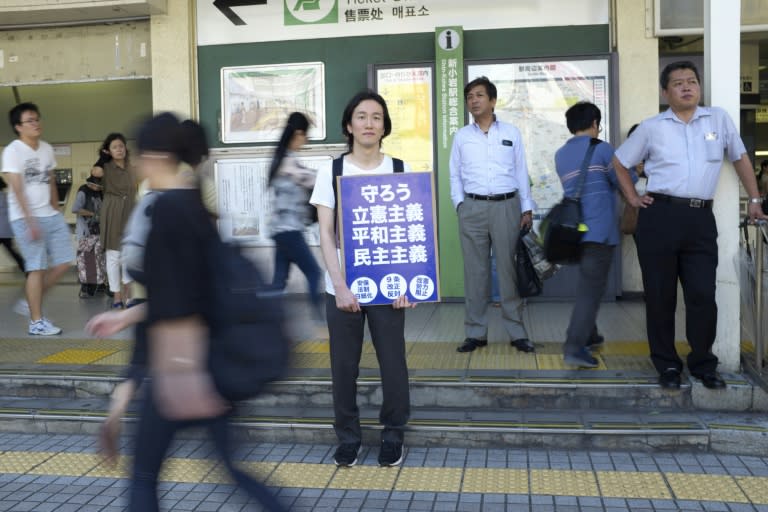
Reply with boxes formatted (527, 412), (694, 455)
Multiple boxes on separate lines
(341, 89), (392, 150)
(761, 160), (768, 170)
(660, 60), (700, 90)
(8, 102), (40, 136)
(464, 76), (497, 102)
(564, 101), (601, 134)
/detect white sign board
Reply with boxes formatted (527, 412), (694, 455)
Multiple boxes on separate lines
(197, 0), (610, 46)
(215, 155), (332, 246)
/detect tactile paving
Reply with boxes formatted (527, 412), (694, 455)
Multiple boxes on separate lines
(37, 349), (116, 365)
(289, 353), (330, 369)
(469, 344), (538, 370)
(736, 476), (768, 504)
(665, 472), (749, 503)
(536, 354), (607, 371)
(328, 465), (399, 490)
(293, 341), (329, 354)
(266, 462), (335, 488)
(596, 470), (671, 499)
(29, 452), (101, 476)
(87, 456), (132, 478)
(0, 451), (54, 474)
(89, 350), (133, 365)
(203, 461), (277, 484)
(159, 458), (215, 483)
(395, 467), (462, 492)
(462, 468), (528, 494)
(530, 469), (599, 496)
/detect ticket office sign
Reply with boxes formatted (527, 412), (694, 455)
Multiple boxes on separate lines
(338, 172), (440, 305)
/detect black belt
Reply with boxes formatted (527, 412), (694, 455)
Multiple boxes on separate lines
(466, 191), (516, 201)
(649, 192), (712, 209)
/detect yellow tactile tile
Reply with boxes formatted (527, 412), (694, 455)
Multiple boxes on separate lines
(530, 469), (599, 496)
(0, 451), (55, 474)
(37, 349), (117, 365)
(29, 452), (101, 476)
(536, 354), (607, 371)
(266, 462), (336, 488)
(289, 352), (330, 369)
(89, 350), (133, 365)
(665, 473), (749, 503)
(462, 468), (528, 494)
(395, 467), (462, 492)
(293, 341), (329, 354)
(597, 471), (672, 499)
(203, 461), (277, 484)
(328, 465), (399, 490)
(87, 456), (132, 478)
(469, 344), (538, 370)
(600, 341), (649, 356)
(159, 458), (216, 483)
(408, 342), (457, 355)
(600, 355), (655, 371)
(359, 354), (380, 369)
(736, 476), (768, 505)
(407, 354), (468, 370)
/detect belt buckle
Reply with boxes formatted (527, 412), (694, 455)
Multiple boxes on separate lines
(689, 198), (703, 208)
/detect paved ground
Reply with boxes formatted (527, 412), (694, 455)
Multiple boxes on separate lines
(1, 433), (768, 511)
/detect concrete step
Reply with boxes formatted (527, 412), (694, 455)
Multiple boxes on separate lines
(0, 395), (765, 455)
(0, 367), (765, 412)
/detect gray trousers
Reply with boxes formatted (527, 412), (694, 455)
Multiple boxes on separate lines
(325, 293), (410, 445)
(563, 243), (615, 356)
(458, 195), (528, 340)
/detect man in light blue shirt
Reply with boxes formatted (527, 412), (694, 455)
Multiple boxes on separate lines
(449, 76), (536, 354)
(613, 61), (766, 390)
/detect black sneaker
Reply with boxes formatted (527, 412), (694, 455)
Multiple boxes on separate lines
(378, 441), (404, 467)
(333, 443), (361, 467)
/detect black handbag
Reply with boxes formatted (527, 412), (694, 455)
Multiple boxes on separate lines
(541, 138), (600, 264)
(516, 226), (543, 297)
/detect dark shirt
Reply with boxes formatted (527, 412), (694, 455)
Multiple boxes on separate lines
(145, 188), (217, 326)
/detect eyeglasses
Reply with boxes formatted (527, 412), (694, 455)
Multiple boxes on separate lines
(20, 118), (41, 125)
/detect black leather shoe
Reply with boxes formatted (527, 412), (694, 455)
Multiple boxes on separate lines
(658, 369), (681, 390)
(511, 338), (535, 353)
(457, 338), (487, 353)
(692, 371), (727, 390)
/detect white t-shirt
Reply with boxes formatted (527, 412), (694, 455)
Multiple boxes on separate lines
(309, 155), (412, 295)
(1, 139), (58, 221)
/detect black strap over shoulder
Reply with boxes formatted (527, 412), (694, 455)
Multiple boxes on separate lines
(573, 138), (601, 200)
(331, 156), (404, 239)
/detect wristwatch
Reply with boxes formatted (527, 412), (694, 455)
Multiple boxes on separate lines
(749, 197), (762, 204)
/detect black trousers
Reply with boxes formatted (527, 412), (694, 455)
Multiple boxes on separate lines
(129, 385), (286, 512)
(325, 293), (410, 446)
(635, 200), (719, 376)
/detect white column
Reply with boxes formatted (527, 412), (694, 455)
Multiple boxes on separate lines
(615, 0), (659, 294)
(151, 0), (196, 118)
(705, 0), (741, 371)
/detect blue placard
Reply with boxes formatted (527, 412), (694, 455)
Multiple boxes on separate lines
(338, 172), (440, 305)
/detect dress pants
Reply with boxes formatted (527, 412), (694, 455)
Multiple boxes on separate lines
(563, 243), (615, 356)
(325, 293), (410, 445)
(457, 195), (527, 340)
(635, 200), (719, 375)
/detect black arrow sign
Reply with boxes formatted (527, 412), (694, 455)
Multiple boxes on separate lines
(213, 0), (267, 26)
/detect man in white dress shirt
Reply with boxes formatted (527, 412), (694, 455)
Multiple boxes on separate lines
(449, 76), (536, 354)
(614, 61), (767, 390)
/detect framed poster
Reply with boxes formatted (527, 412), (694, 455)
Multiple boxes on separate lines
(373, 64), (435, 172)
(338, 171), (440, 305)
(467, 57), (612, 211)
(221, 62), (326, 144)
(215, 155), (331, 245)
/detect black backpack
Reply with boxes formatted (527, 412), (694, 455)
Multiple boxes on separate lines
(207, 238), (290, 402)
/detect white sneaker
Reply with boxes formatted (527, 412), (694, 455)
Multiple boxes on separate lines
(29, 318), (62, 336)
(13, 299), (30, 317)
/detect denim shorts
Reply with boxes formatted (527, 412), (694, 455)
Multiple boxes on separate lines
(11, 213), (75, 272)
